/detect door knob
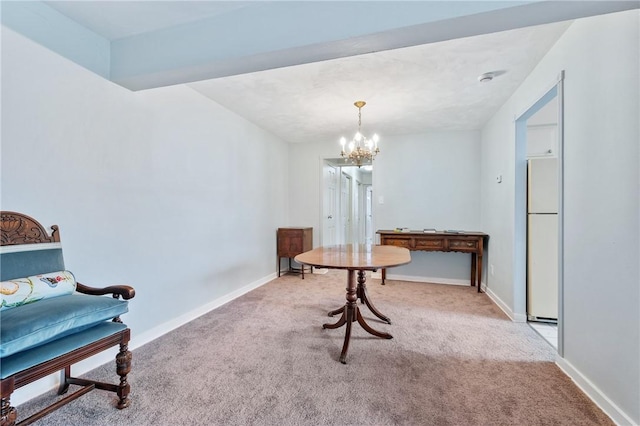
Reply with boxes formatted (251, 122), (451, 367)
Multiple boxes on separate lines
(327, 215), (333, 219)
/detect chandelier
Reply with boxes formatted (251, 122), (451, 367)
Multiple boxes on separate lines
(339, 101), (380, 167)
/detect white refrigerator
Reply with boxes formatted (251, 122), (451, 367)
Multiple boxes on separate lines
(527, 158), (558, 321)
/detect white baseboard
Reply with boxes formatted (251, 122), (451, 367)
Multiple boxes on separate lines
(131, 272), (276, 350)
(370, 271), (526, 323)
(371, 272), (472, 287)
(485, 286), (527, 322)
(555, 356), (637, 426)
(12, 272), (277, 407)
(370, 272), (528, 324)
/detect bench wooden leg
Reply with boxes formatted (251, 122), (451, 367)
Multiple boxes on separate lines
(58, 366), (71, 395)
(116, 341), (132, 409)
(1, 378), (17, 426)
(0, 398), (17, 426)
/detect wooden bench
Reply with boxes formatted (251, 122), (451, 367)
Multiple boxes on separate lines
(1, 211), (135, 426)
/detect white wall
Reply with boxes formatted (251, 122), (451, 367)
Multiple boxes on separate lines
(480, 10), (639, 424)
(375, 131), (482, 282)
(288, 142), (337, 245)
(289, 130), (482, 284)
(2, 26), (289, 401)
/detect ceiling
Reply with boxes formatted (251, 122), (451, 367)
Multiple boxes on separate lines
(36, 2), (631, 144)
(188, 21), (570, 143)
(45, 1), (255, 40)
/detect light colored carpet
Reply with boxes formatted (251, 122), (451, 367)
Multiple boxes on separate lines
(19, 270), (612, 425)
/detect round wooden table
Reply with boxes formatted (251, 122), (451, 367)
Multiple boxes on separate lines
(295, 244), (411, 363)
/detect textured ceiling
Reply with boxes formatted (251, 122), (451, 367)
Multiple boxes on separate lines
(43, 1), (573, 144)
(189, 21), (571, 144)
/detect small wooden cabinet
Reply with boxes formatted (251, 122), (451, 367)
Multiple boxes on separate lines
(277, 227), (313, 278)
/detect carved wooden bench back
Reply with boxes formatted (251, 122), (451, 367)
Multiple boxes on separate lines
(1, 211), (65, 281)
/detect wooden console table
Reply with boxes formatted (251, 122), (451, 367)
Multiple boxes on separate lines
(377, 230), (488, 292)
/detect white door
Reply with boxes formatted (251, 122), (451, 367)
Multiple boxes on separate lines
(354, 181), (362, 243)
(322, 163), (337, 246)
(365, 185), (373, 244)
(340, 172), (352, 244)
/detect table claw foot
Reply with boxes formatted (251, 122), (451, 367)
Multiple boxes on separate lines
(323, 310), (347, 329)
(361, 293), (391, 324)
(339, 307), (355, 364)
(357, 271), (392, 324)
(328, 306), (344, 317)
(356, 308), (392, 339)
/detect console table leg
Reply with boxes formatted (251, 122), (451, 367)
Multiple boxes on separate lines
(477, 254), (483, 293)
(471, 254), (477, 287)
(381, 268), (386, 285)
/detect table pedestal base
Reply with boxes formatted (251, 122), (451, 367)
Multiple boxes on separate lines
(323, 270), (392, 364)
(328, 271), (391, 324)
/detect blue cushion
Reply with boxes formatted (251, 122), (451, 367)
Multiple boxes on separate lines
(1, 321), (128, 379)
(0, 294), (128, 357)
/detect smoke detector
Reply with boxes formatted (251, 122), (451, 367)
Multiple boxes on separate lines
(478, 72), (495, 83)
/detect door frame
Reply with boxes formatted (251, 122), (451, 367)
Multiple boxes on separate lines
(514, 71), (565, 356)
(319, 158), (373, 246)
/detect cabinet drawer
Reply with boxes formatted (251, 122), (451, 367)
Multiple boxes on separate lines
(415, 239), (444, 250)
(447, 239), (478, 252)
(278, 229), (301, 237)
(383, 238), (411, 249)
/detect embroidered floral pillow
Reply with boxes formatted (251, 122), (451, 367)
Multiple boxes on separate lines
(1, 271), (76, 310)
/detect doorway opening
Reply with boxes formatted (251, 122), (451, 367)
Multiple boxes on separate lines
(321, 158), (373, 246)
(514, 72), (564, 355)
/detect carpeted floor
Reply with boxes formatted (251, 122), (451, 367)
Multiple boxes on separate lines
(19, 270), (612, 425)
